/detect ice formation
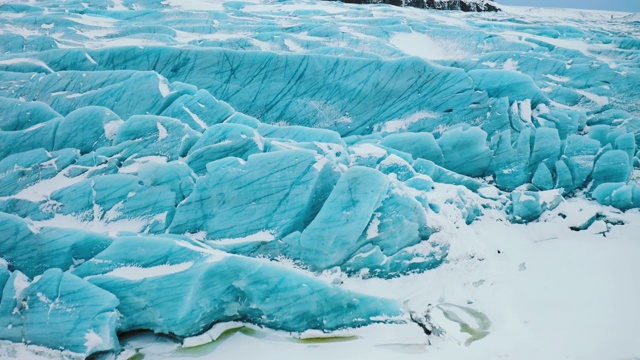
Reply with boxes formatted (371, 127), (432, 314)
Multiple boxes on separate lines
(0, 0), (638, 356)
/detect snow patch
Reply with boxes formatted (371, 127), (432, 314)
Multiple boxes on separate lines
(33, 214), (148, 234)
(502, 58), (519, 71)
(119, 156), (167, 173)
(93, 262), (194, 280)
(174, 240), (228, 263)
(544, 74), (570, 82)
(375, 111), (438, 133)
(366, 214), (381, 240)
(284, 38), (304, 52)
(13, 272), (30, 300)
(10, 170), (87, 202)
(575, 89), (609, 106)
(83, 330), (104, 352)
(156, 122), (168, 140)
(161, 0), (224, 11)
(215, 230), (276, 245)
(84, 52), (98, 65)
(0, 58), (55, 73)
(182, 106), (208, 129)
(103, 120), (123, 140)
(350, 143), (387, 158)
(519, 99), (532, 123)
(66, 14), (118, 27)
(390, 32), (466, 61)
(157, 74), (170, 97)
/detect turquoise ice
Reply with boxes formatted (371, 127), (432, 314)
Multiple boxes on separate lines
(0, 0), (638, 356)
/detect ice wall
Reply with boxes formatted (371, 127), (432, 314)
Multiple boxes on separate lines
(0, 0), (638, 355)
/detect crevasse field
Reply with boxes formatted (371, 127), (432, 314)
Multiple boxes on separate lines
(0, 0), (639, 359)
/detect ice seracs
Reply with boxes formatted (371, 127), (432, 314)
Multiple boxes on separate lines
(0, 0), (638, 357)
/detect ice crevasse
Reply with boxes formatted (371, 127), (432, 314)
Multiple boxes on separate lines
(0, 0), (639, 356)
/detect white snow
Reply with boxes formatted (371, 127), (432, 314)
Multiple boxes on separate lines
(537, 189), (563, 206)
(172, 29), (253, 44)
(0, 58), (54, 73)
(543, 74), (570, 83)
(575, 89), (609, 106)
(92, 262), (194, 281)
(33, 214), (149, 234)
(349, 143), (387, 158)
(66, 92), (88, 99)
(476, 186), (501, 200)
(103, 120), (123, 140)
(502, 58), (519, 71)
(253, 132), (265, 151)
(157, 74), (171, 97)
(243, 3), (347, 14)
(161, 0), (224, 11)
(156, 122), (168, 140)
(518, 99), (532, 123)
(379, 154), (409, 167)
(8, 169), (87, 202)
(66, 14), (118, 27)
(250, 38), (276, 51)
(12, 272), (31, 300)
(0, 340), (84, 360)
(84, 51), (98, 65)
(375, 111), (438, 133)
(365, 214), (380, 240)
(215, 230), (276, 245)
(108, 0), (127, 10)
(83, 330), (104, 352)
(496, 29), (620, 69)
(284, 38), (304, 52)
(174, 240), (228, 263)
(389, 32), (465, 61)
(182, 322), (246, 348)
(312, 157), (328, 171)
(182, 105), (208, 129)
(118, 156), (167, 174)
(481, 61), (497, 68)
(22, 122), (47, 132)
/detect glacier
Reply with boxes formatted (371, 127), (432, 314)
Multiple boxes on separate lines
(0, 0), (638, 357)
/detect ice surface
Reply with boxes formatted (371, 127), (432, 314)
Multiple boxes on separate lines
(72, 235), (401, 336)
(0, 0), (638, 356)
(284, 166), (389, 270)
(0, 267), (119, 356)
(170, 149), (338, 239)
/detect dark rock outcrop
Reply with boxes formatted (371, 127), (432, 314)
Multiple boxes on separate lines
(334, 0), (500, 11)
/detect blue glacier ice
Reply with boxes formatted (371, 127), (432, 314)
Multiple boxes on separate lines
(71, 235), (401, 336)
(283, 166), (389, 270)
(0, 0), (639, 356)
(170, 149), (338, 238)
(0, 266), (120, 355)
